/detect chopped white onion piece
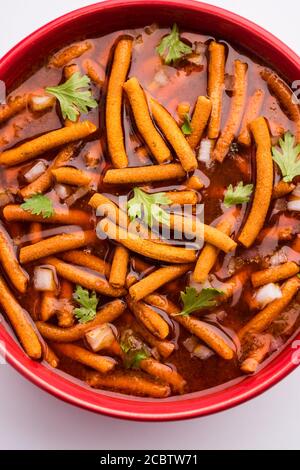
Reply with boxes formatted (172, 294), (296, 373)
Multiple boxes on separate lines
(291, 184), (300, 198)
(24, 161), (47, 183)
(30, 94), (55, 112)
(187, 53), (204, 66)
(270, 248), (288, 266)
(85, 324), (115, 352)
(65, 186), (90, 206)
(183, 337), (214, 360)
(54, 183), (72, 200)
(198, 138), (211, 164)
(287, 199), (300, 212)
(255, 283), (282, 308)
(34, 266), (56, 291)
(194, 41), (206, 55)
(153, 69), (169, 87)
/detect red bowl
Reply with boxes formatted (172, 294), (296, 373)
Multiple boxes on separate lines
(0, 0), (299, 421)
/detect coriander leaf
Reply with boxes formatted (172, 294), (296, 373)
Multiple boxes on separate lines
(174, 287), (224, 317)
(73, 285), (98, 324)
(223, 181), (253, 208)
(272, 131), (300, 182)
(181, 113), (192, 135)
(21, 194), (54, 218)
(120, 330), (150, 369)
(156, 24), (192, 65)
(45, 72), (98, 122)
(127, 187), (171, 228)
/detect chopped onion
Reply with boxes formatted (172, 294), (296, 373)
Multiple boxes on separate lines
(54, 183), (72, 200)
(198, 138), (212, 164)
(65, 186), (90, 206)
(183, 336), (214, 360)
(85, 324), (115, 352)
(30, 94), (55, 112)
(287, 199), (300, 212)
(24, 161), (47, 183)
(34, 266), (56, 291)
(0, 190), (14, 207)
(270, 248), (288, 266)
(291, 184), (300, 198)
(187, 53), (204, 66)
(255, 283), (282, 308)
(153, 69), (169, 87)
(194, 41), (206, 55)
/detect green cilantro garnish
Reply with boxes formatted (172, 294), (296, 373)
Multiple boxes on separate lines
(223, 181), (253, 208)
(174, 287), (224, 317)
(156, 24), (192, 65)
(21, 194), (54, 219)
(127, 187), (171, 228)
(73, 285), (99, 324)
(272, 132), (300, 183)
(120, 330), (150, 369)
(181, 113), (192, 135)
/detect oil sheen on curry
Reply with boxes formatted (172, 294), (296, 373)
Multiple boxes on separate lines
(0, 24), (299, 398)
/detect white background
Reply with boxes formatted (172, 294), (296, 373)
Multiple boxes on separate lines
(0, 0), (299, 451)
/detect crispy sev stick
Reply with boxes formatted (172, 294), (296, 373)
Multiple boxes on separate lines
(20, 230), (96, 264)
(28, 222), (43, 244)
(145, 294), (235, 360)
(213, 60), (248, 162)
(193, 217), (234, 283)
(139, 358), (186, 394)
(3, 205), (91, 225)
(36, 299), (126, 342)
(127, 297), (169, 340)
(44, 344), (59, 368)
(238, 117), (273, 247)
(238, 89), (265, 146)
(272, 180), (295, 199)
(164, 190), (198, 205)
(129, 264), (191, 302)
(0, 274), (42, 359)
(52, 343), (116, 374)
(0, 121), (97, 166)
(20, 144), (77, 199)
(51, 167), (92, 186)
(261, 69), (300, 143)
(40, 291), (57, 321)
(186, 96), (212, 149)
(149, 97), (197, 172)
(207, 41), (225, 139)
(109, 245), (129, 288)
(240, 334), (272, 374)
(56, 279), (74, 328)
(43, 256), (126, 297)
(100, 218), (196, 264)
(132, 320), (175, 359)
(169, 213), (237, 253)
(251, 262), (299, 288)
(219, 268), (250, 301)
(48, 41), (92, 68)
(103, 163), (186, 184)
(239, 276), (300, 340)
(123, 77), (171, 163)
(106, 37), (133, 168)
(61, 250), (111, 277)
(0, 225), (28, 293)
(0, 95), (28, 124)
(83, 59), (104, 86)
(86, 370), (171, 398)
(177, 102), (190, 122)
(186, 175), (204, 190)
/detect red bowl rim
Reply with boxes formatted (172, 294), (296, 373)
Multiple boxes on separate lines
(0, 0), (299, 421)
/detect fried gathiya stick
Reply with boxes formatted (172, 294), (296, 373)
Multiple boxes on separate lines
(123, 77), (171, 163)
(272, 180), (295, 199)
(145, 294), (235, 360)
(56, 279), (74, 328)
(20, 230), (96, 264)
(40, 291), (57, 321)
(83, 59), (104, 86)
(103, 163), (186, 184)
(207, 41), (226, 139)
(0, 225), (28, 293)
(61, 250), (111, 277)
(51, 167), (92, 186)
(0, 275), (42, 359)
(28, 222), (43, 244)
(149, 97), (197, 172)
(261, 68), (300, 143)
(100, 218), (196, 264)
(139, 358), (186, 394)
(0, 121), (97, 166)
(238, 276), (300, 340)
(240, 334), (272, 374)
(169, 213), (237, 253)
(109, 245), (129, 288)
(127, 297), (169, 340)
(213, 60), (248, 162)
(132, 320), (175, 359)
(44, 344), (59, 368)
(238, 89), (265, 146)
(86, 370), (171, 398)
(186, 96), (212, 149)
(52, 343), (116, 374)
(3, 205), (91, 225)
(164, 190), (198, 205)
(48, 41), (92, 68)
(193, 217), (234, 283)
(36, 299), (126, 342)
(129, 264), (191, 301)
(20, 144), (77, 199)
(238, 117), (273, 247)
(251, 262), (299, 288)
(0, 95), (28, 124)
(43, 256), (126, 297)
(106, 37), (133, 168)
